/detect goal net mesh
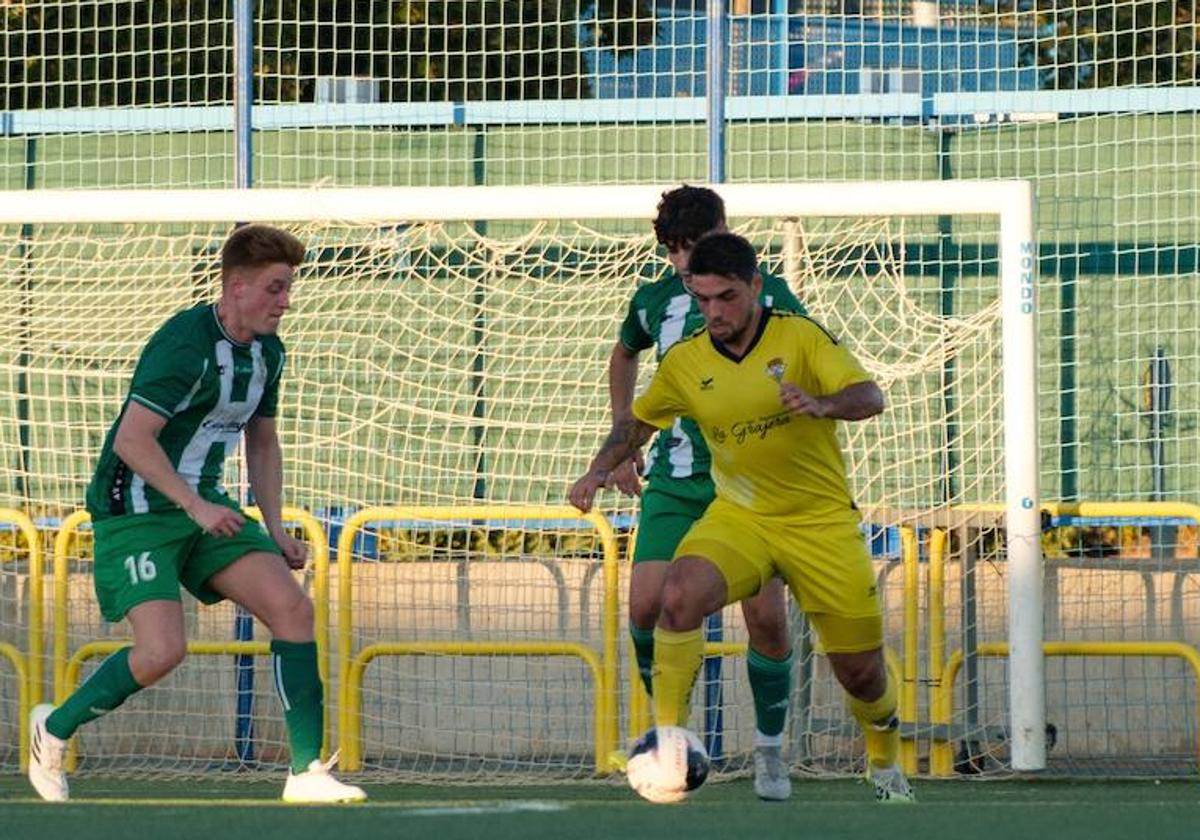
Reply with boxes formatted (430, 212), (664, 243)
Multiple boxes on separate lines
(0, 206), (1187, 781)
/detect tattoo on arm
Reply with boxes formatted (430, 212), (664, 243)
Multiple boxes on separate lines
(592, 417), (653, 475)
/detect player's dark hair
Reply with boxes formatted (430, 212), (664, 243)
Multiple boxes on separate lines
(221, 224), (305, 280)
(687, 231), (758, 283)
(652, 185), (726, 251)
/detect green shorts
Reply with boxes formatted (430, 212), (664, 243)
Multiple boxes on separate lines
(631, 473), (716, 564)
(91, 499), (280, 623)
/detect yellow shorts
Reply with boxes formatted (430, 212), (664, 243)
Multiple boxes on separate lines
(676, 497), (883, 653)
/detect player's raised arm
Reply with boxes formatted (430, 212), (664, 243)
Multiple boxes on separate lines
(569, 416), (657, 513)
(779, 380), (885, 421)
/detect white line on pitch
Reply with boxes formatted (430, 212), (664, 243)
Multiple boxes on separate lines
(407, 801), (569, 816)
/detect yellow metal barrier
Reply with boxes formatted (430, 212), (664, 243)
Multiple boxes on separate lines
(899, 526), (919, 775)
(927, 528), (949, 776)
(62, 640), (271, 772)
(52, 509), (96, 701)
(51, 507), (331, 767)
(1046, 501), (1200, 522)
(0, 641), (30, 771)
(930, 641), (1200, 776)
(343, 641), (607, 772)
(951, 500), (1200, 525)
(334, 505), (621, 773)
(0, 507), (39, 771)
(926, 501), (1200, 776)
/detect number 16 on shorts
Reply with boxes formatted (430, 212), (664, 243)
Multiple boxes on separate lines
(123, 551), (158, 584)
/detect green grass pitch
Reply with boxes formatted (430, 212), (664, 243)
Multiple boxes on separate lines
(1, 776), (1197, 840)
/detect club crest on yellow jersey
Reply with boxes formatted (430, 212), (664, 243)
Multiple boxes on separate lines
(765, 357), (786, 382)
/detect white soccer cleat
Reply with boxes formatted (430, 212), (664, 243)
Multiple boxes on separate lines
(752, 745), (791, 801)
(869, 764), (916, 804)
(281, 755), (366, 804)
(29, 703), (69, 802)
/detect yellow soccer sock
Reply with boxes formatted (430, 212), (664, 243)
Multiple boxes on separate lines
(651, 627), (705, 727)
(848, 674), (899, 769)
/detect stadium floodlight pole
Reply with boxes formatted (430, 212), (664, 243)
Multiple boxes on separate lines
(706, 0), (727, 184)
(771, 0), (788, 95)
(1146, 348), (1173, 564)
(234, 0), (253, 190)
(231, 0), (256, 769)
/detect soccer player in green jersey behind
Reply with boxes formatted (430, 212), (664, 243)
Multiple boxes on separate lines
(571, 231), (914, 803)
(28, 224), (365, 804)
(597, 185), (804, 800)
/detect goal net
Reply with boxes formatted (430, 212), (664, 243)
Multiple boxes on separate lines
(1, 181), (1133, 784)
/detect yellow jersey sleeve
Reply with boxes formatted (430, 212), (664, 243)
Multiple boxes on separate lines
(632, 358), (688, 430)
(794, 317), (871, 395)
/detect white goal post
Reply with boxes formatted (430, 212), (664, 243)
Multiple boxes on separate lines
(0, 181), (1043, 775)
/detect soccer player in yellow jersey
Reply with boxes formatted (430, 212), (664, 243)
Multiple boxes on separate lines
(607, 186), (802, 800)
(570, 231), (914, 803)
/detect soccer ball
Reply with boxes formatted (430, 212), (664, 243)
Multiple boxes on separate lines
(626, 725), (710, 804)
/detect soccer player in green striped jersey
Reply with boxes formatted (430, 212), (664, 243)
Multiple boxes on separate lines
(598, 186), (802, 800)
(28, 224), (365, 804)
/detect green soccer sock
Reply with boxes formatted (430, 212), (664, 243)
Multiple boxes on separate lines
(271, 640), (324, 773)
(747, 646), (793, 739)
(630, 624), (656, 697)
(45, 646), (142, 740)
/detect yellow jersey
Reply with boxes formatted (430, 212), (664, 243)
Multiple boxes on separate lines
(632, 309), (872, 520)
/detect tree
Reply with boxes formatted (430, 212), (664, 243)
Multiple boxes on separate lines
(2, 2), (232, 108)
(1001, 0), (1199, 88)
(1, 1), (658, 109)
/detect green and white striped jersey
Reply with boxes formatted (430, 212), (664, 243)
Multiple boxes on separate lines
(86, 303), (285, 519)
(617, 266), (805, 481)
